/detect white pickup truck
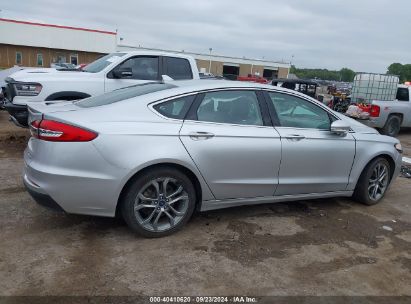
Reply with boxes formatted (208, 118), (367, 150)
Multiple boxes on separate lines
(3, 51), (199, 127)
(362, 84), (411, 137)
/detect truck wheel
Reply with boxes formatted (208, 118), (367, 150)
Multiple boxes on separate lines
(353, 157), (391, 206)
(381, 115), (401, 137)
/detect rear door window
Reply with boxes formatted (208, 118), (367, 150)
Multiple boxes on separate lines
(195, 90), (263, 126)
(163, 57), (193, 80)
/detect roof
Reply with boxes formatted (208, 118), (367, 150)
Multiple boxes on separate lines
(172, 79), (279, 90)
(117, 45), (291, 69)
(118, 79), (307, 103)
(0, 18), (116, 35)
(115, 50), (198, 61)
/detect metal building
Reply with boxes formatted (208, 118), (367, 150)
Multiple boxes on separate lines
(0, 18), (117, 68)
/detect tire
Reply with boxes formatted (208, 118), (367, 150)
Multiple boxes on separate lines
(353, 157), (391, 206)
(121, 167), (196, 238)
(381, 115), (401, 137)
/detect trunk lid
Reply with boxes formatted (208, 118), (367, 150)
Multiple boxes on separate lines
(27, 102), (80, 125)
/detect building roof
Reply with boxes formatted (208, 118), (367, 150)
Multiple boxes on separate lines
(0, 18), (116, 35)
(0, 18), (117, 53)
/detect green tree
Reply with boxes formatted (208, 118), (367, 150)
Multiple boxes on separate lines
(340, 68), (356, 82)
(403, 64), (411, 82)
(290, 66), (355, 82)
(387, 63), (403, 77)
(387, 63), (411, 82)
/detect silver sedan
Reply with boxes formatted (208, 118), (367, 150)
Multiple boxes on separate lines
(24, 80), (403, 237)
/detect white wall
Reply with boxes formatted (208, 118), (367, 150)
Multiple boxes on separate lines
(0, 19), (117, 53)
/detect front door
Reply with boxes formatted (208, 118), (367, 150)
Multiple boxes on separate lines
(264, 91), (356, 196)
(180, 90), (282, 200)
(104, 56), (160, 92)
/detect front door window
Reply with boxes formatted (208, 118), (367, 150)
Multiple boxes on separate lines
(268, 92), (331, 129)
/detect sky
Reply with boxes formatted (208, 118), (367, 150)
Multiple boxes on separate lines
(1, 0), (410, 73)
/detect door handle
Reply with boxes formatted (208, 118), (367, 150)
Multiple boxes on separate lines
(188, 131), (215, 140)
(285, 134), (305, 141)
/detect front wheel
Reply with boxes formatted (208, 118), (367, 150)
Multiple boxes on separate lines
(121, 167), (196, 238)
(353, 158), (391, 206)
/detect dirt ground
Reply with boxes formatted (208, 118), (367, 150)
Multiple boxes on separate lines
(0, 111), (410, 297)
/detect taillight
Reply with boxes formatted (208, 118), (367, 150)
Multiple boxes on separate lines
(30, 120), (41, 139)
(29, 119), (97, 142)
(370, 105), (380, 117)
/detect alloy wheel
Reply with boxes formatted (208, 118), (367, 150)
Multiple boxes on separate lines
(134, 177), (189, 232)
(368, 162), (389, 201)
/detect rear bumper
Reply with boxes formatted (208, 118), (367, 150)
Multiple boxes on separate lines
(23, 174), (65, 212)
(4, 100), (28, 127)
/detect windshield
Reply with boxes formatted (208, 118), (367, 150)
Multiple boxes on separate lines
(75, 82), (177, 108)
(83, 53), (127, 73)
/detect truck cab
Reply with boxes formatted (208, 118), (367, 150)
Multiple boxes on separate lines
(3, 51), (199, 127)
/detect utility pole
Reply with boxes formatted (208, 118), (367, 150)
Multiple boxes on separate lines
(288, 55), (295, 79)
(208, 48), (213, 74)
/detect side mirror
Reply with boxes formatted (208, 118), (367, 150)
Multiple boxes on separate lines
(112, 67), (133, 79)
(331, 120), (351, 136)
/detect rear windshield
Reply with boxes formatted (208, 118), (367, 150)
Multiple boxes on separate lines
(75, 82), (177, 108)
(83, 53), (127, 73)
(396, 87), (410, 101)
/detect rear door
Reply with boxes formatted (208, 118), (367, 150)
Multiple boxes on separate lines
(179, 89), (281, 200)
(104, 56), (160, 92)
(162, 57), (193, 80)
(264, 90), (356, 196)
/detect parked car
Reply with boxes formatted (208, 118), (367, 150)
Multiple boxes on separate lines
(3, 51), (200, 127)
(199, 72), (224, 80)
(0, 90), (4, 110)
(75, 63), (88, 70)
(25, 80), (402, 237)
(272, 79), (319, 98)
(50, 63), (77, 70)
(237, 74), (269, 84)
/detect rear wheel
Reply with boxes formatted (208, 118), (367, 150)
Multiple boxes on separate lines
(121, 167), (196, 237)
(353, 157), (391, 206)
(381, 115), (401, 137)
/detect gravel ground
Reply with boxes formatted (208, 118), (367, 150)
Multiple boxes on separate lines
(0, 112), (410, 297)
